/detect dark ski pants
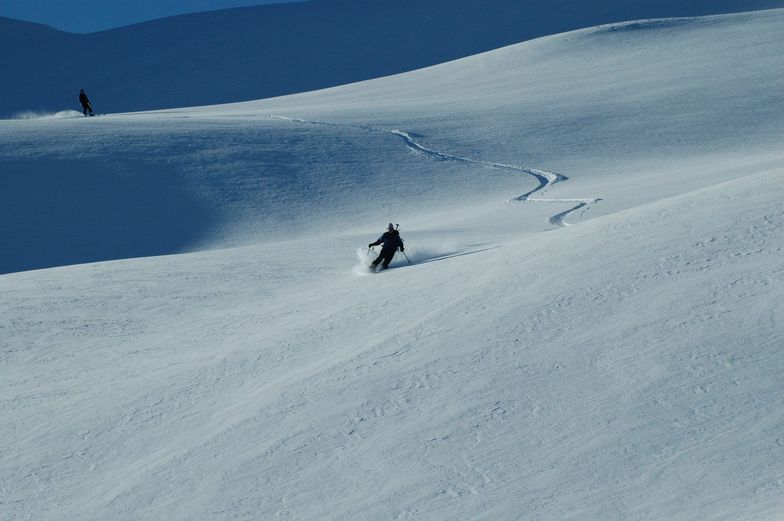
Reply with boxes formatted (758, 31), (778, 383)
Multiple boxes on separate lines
(371, 249), (396, 269)
(82, 103), (93, 116)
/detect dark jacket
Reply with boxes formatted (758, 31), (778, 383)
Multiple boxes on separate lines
(79, 91), (90, 106)
(370, 230), (404, 252)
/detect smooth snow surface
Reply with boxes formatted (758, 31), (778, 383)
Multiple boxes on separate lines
(2, 9), (784, 521)
(2, 0), (784, 116)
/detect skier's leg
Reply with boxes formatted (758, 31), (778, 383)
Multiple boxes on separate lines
(381, 251), (395, 269)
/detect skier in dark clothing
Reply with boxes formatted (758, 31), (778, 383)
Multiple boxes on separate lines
(78, 89), (94, 116)
(368, 223), (405, 271)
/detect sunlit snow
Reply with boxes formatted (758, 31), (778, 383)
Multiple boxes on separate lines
(2, 8), (783, 521)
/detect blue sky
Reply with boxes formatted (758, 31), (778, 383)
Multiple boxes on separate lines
(0, 0), (303, 33)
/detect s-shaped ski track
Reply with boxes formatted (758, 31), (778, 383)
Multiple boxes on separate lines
(268, 115), (600, 227)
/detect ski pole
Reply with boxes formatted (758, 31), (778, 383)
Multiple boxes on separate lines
(402, 251), (412, 264)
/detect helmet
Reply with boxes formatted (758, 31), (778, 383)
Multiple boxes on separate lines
(387, 223), (395, 231)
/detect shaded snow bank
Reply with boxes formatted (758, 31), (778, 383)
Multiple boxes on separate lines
(2, 0), (784, 116)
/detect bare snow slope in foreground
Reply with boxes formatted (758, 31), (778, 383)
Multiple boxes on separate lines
(2, 10), (784, 521)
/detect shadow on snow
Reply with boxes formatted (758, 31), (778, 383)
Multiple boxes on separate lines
(0, 159), (216, 275)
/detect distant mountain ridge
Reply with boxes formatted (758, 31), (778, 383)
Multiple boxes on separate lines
(2, 0), (783, 117)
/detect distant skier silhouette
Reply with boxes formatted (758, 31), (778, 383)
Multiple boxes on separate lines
(368, 223), (405, 271)
(78, 89), (94, 116)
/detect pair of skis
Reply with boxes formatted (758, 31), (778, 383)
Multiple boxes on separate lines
(366, 247), (413, 265)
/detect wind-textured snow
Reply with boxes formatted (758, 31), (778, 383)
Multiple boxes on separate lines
(2, 8), (784, 521)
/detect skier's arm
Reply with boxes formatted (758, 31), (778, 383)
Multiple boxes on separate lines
(368, 236), (383, 248)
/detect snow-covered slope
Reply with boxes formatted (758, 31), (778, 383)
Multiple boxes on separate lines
(3, 0), (784, 117)
(4, 9), (782, 273)
(2, 8), (783, 521)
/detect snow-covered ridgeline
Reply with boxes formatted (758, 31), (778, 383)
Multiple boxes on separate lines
(2, 8), (784, 521)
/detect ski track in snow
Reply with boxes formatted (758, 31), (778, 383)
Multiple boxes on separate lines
(268, 115), (600, 227)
